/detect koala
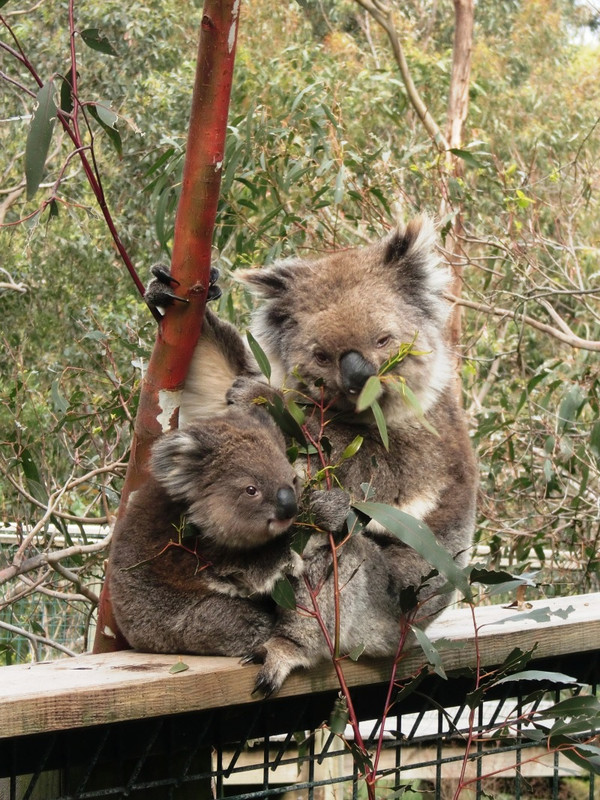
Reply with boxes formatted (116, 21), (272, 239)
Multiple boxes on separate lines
(109, 406), (303, 656)
(145, 216), (478, 692)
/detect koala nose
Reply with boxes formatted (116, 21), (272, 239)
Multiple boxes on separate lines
(339, 351), (377, 396)
(275, 487), (298, 521)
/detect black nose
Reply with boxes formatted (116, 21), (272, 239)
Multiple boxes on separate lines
(275, 487), (298, 520)
(339, 351), (377, 396)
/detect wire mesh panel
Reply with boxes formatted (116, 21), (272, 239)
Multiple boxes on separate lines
(1, 652), (598, 800)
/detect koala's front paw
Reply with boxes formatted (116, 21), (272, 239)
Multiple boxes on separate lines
(310, 488), (351, 532)
(144, 264), (221, 314)
(226, 375), (271, 407)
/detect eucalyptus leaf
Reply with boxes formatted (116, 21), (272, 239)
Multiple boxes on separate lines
(449, 148), (482, 169)
(352, 501), (471, 599)
(246, 330), (271, 380)
(80, 28), (119, 57)
(356, 375), (382, 413)
(371, 399), (389, 451)
(88, 106), (123, 158)
(26, 80), (57, 199)
(272, 576), (296, 610)
(328, 695), (349, 734)
(411, 626), (447, 679)
(494, 669), (580, 686)
(169, 660), (189, 674)
(341, 435), (363, 461)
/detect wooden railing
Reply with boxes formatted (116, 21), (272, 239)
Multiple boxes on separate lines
(1, 593), (599, 799)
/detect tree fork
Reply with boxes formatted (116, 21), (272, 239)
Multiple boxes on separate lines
(92, 0), (241, 654)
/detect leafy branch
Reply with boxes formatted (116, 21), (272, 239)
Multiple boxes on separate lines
(0, 1), (152, 311)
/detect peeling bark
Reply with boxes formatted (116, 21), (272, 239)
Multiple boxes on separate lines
(92, 0), (241, 654)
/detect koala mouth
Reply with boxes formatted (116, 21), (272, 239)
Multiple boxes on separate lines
(268, 518), (295, 537)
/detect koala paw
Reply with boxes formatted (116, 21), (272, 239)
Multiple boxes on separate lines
(253, 658), (291, 698)
(310, 488), (351, 532)
(226, 375), (270, 407)
(144, 264), (221, 314)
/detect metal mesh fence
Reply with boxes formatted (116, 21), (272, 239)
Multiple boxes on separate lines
(1, 651), (598, 800)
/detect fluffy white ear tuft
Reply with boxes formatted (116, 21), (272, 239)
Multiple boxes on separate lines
(384, 215), (451, 323)
(237, 259), (303, 299)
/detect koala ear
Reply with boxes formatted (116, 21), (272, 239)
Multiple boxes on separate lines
(150, 427), (217, 500)
(383, 216), (450, 321)
(237, 260), (301, 299)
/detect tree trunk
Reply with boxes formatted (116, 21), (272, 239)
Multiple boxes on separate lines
(92, 0), (241, 654)
(445, 0), (474, 348)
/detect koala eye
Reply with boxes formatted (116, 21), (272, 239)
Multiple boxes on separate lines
(313, 350), (330, 366)
(376, 335), (391, 349)
(245, 485), (259, 497)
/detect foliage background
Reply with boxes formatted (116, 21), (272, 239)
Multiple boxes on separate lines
(1, 0), (599, 663)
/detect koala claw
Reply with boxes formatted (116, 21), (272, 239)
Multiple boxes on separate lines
(252, 672), (278, 698)
(145, 264), (221, 312)
(240, 651), (264, 666)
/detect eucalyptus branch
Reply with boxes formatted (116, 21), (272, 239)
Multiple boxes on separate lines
(354, 0), (449, 151)
(0, 530), (112, 586)
(448, 293), (600, 352)
(0, 619), (77, 658)
(0, 9), (154, 311)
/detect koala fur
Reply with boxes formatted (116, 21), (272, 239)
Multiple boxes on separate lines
(145, 216), (478, 693)
(109, 406), (303, 656)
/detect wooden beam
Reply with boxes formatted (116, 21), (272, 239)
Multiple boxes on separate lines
(1, 593), (599, 740)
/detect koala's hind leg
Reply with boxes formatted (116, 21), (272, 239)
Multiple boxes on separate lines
(123, 588), (278, 657)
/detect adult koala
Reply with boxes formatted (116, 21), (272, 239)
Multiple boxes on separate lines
(146, 216), (478, 692)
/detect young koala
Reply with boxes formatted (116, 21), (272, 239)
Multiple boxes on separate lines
(145, 217), (478, 691)
(109, 406), (302, 656)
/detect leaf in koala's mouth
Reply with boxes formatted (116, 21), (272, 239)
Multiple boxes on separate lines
(355, 375), (383, 413)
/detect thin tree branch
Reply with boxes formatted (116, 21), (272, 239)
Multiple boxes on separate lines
(448, 293), (600, 352)
(354, 0), (449, 150)
(0, 620), (77, 657)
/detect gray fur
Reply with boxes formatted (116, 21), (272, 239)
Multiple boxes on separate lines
(144, 216), (478, 693)
(109, 406), (302, 655)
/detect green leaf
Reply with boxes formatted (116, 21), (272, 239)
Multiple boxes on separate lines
(286, 397), (306, 427)
(88, 105), (123, 158)
(356, 375), (382, 413)
(246, 330), (271, 381)
(20, 447), (48, 504)
(328, 695), (349, 734)
(169, 660), (189, 674)
(341, 435), (363, 461)
(352, 501), (472, 600)
(590, 421), (600, 460)
(348, 642), (365, 661)
(272, 576), (296, 610)
(538, 695), (600, 718)
(333, 163), (345, 205)
(371, 399), (389, 451)
(26, 80), (57, 200)
(80, 28), (118, 57)
(60, 69), (77, 114)
(411, 626), (447, 679)
(557, 385), (584, 432)
(51, 380), (69, 414)
(449, 148), (482, 169)
(494, 670), (580, 686)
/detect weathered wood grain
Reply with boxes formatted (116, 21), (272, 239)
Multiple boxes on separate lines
(1, 593), (598, 740)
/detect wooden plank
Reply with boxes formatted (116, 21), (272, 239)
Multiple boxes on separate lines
(1, 593), (598, 740)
